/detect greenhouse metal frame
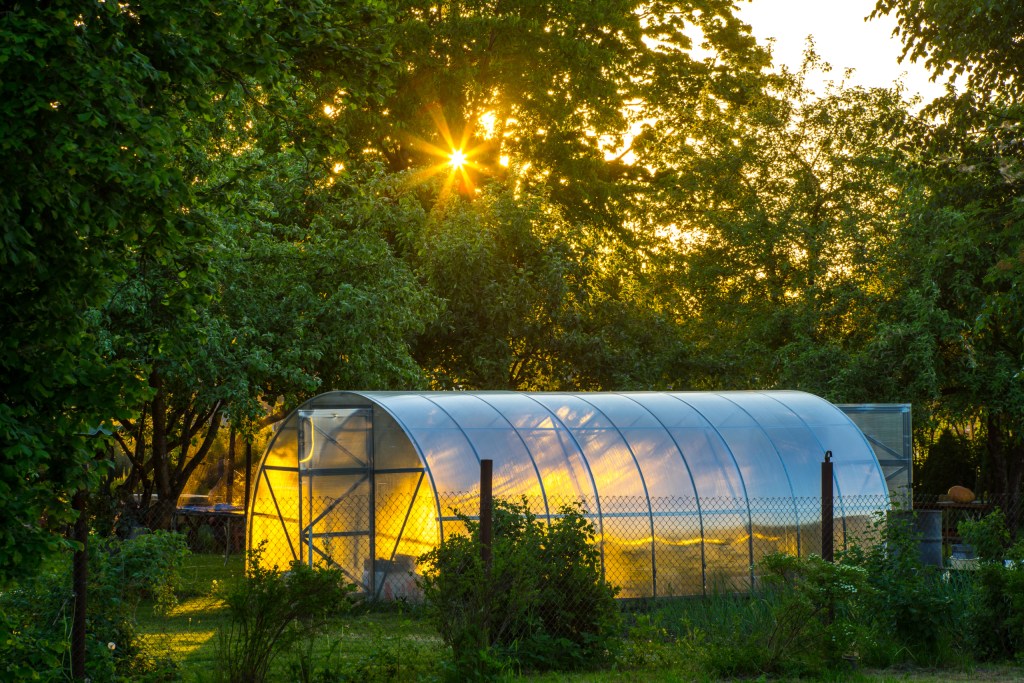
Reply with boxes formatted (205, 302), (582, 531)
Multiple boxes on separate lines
(247, 391), (889, 598)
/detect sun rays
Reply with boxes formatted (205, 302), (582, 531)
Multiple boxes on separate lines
(403, 104), (495, 197)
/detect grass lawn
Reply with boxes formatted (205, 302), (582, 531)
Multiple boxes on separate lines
(133, 553), (1024, 682)
(134, 552), (443, 681)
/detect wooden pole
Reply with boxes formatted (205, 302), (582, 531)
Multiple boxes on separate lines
(243, 440), (252, 514)
(225, 424), (236, 506)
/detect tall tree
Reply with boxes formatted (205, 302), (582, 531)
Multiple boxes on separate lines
(875, 0), (1024, 502)
(346, 0), (772, 390)
(0, 0), (392, 579)
(103, 160), (437, 527)
(635, 53), (921, 394)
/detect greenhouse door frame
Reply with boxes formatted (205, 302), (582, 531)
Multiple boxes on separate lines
(296, 407), (375, 590)
(295, 406), (427, 597)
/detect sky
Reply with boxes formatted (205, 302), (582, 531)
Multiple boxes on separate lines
(737, 0), (947, 104)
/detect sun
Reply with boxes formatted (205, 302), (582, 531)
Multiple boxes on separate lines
(449, 149), (467, 169)
(402, 104), (499, 196)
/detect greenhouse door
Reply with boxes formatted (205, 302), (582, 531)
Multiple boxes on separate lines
(297, 408), (375, 590)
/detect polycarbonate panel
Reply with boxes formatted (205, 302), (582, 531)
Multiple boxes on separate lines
(726, 392), (807, 427)
(373, 410), (421, 472)
(572, 429), (647, 501)
(809, 424), (886, 496)
(715, 427), (793, 499)
(250, 466), (301, 567)
(382, 394), (462, 430)
(582, 393), (662, 429)
(619, 429), (697, 498)
(669, 428), (746, 500)
(652, 509), (704, 595)
(762, 427), (825, 494)
(631, 393), (724, 428)
(701, 505), (754, 591)
(461, 428), (545, 505)
(680, 393), (758, 428)
(515, 428), (594, 502)
(299, 409), (369, 470)
(602, 515), (653, 598)
(425, 394), (545, 505)
(773, 392), (851, 425)
(409, 429), (479, 493)
(250, 389), (890, 599)
(532, 394), (615, 430)
(262, 419), (298, 468)
(475, 393), (561, 429)
(425, 393), (511, 429)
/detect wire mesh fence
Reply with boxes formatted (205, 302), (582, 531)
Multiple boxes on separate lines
(123, 491), (1024, 668)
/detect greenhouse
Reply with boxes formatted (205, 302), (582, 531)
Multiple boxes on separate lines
(247, 391), (889, 598)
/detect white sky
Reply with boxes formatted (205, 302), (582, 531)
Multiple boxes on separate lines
(737, 0), (947, 104)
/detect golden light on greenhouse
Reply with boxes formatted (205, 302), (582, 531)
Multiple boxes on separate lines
(248, 390), (897, 600)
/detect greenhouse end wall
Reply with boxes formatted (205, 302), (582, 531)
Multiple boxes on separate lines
(247, 391), (890, 598)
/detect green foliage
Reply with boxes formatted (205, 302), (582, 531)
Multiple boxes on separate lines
(0, 0), (396, 581)
(98, 531), (190, 614)
(214, 544), (357, 683)
(959, 508), (1013, 563)
(679, 553), (868, 677)
(874, 0), (1024, 103)
(915, 429), (978, 496)
(0, 531), (189, 681)
(418, 498), (619, 678)
(958, 509), (1024, 659)
(840, 513), (961, 665)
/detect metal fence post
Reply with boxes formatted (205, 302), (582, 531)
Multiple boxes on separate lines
(822, 450), (834, 563)
(480, 459), (493, 572)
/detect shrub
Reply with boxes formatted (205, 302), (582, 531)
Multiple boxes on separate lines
(679, 553), (868, 677)
(959, 509), (1024, 660)
(418, 498), (619, 678)
(841, 511), (962, 666)
(214, 544), (357, 683)
(0, 530), (189, 681)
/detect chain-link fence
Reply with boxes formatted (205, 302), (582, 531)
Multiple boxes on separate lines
(124, 490), (1024, 671)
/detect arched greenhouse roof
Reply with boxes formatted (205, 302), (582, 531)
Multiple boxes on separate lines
(248, 391), (888, 598)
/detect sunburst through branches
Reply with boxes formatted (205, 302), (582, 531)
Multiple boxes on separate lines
(404, 104), (494, 196)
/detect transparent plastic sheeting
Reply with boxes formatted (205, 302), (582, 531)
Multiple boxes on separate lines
(248, 391), (889, 598)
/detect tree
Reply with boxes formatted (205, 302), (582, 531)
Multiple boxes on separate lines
(873, 0), (1024, 102)
(0, 0), (393, 580)
(637, 51), (922, 395)
(874, 0), (1024, 504)
(346, 0), (772, 391)
(103, 155), (438, 527)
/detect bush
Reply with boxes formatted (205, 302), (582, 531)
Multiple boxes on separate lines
(0, 530), (189, 682)
(418, 498), (619, 678)
(959, 509), (1024, 660)
(841, 511), (963, 666)
(679, 553), (868, 677)
(214, 544), (357, 683)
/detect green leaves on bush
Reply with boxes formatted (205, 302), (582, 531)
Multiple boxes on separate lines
(418, 498), (619, 678)
(959, 508), (1024, 659)
(841, 511), (962, 666)
(214, 544), (357, 683)
(0, 530), (189, 681)
(680, 553), (869, 677)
